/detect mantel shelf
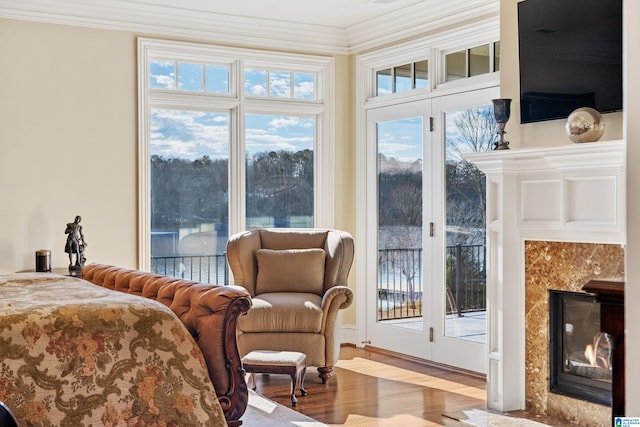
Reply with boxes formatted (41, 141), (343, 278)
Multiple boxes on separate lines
(464, 139), (625, 173)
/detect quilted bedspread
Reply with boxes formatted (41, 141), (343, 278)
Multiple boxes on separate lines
(0, 273), (227, 427)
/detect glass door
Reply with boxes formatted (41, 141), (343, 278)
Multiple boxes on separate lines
(365, 100), (433, 360)
(364, 87), (497, 372)
(430, 87), (497, 373)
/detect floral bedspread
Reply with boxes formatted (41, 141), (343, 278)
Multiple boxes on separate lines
(0, 273), (227, 427)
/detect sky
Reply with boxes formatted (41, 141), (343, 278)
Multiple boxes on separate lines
(149, 60), (315, 161)
(148, 59), (493, 164)
(376, 105), (495, 167)
(150, 110), (314, 161)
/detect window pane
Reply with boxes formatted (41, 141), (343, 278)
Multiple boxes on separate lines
(205, 65), (229, 93)
(494, 41), (501, 72)
(150, 109), (229, 283)
(178, 62), (203, 91)
(376, 68), (392, 96)
(469, 45), (490, 77)
(414, 60), (429, 89)
(150, 60), (176, 89)
(269, 71), (292, 98)
(445, 51), (466, 81)
(443, 104), (492, 342)
(377, 117), (423, 324)
(245, 68), (267, 96)
(394, 64), (412, 93)
(245, 114), (315, 229)
(294, 72), (315, 100)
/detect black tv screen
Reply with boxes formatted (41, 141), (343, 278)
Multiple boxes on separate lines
(517, 0), (622, 124)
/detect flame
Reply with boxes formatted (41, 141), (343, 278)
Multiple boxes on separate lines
(584, 333), (611, 369)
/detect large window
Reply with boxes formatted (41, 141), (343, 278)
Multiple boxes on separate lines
(139, 38), (334, 277)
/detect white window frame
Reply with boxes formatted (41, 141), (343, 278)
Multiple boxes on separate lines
(138, 38), (335, 270)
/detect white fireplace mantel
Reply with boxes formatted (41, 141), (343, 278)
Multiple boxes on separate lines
(464, 139), (626, 412)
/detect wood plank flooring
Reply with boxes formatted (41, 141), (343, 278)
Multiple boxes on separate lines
(250, 345), (566, 426)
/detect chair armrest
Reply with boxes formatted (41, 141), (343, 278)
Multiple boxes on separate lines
(321, 285), (354, 310)
(320, 285), (353, 332)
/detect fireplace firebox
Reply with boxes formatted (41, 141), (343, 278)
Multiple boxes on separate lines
(549, 290), (612, 406)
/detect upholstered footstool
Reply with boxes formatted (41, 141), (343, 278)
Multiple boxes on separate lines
(242, 350), (308, 406)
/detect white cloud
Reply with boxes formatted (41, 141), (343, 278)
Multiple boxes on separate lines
(250, 84), (266, 96)
(152, 74), (175, 89)
(269, 117), (300, 129)
(294, 81), (314, 98)
(150, 110), (229, 160)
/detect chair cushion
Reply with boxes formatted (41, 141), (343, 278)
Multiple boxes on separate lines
(238, 292), (323, 333)
(255, 248), (326, 295)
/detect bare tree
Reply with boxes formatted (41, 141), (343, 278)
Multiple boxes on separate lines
(447, 107), (496, 161)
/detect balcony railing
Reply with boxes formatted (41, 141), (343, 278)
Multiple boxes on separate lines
(378, 244), (486, 321)
(151, 254), (228, 285)
(151, 244), (486, 322)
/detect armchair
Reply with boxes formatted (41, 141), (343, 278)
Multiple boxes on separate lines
(226, 228), (354, 383)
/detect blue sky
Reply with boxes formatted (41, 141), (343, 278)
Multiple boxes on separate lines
(149, 59), (492, 164)
(150, 110), (314, 161)
(149, 60), (316, 161)
(377, 106), (495, 166)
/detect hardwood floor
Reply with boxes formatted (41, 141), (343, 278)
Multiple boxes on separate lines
(250, 345), (567, 426)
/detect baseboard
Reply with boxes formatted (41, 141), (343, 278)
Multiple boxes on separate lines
(338, 323), (357, 346)
(363, 345), (486, 380)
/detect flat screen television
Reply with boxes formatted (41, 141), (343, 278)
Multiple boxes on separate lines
(517, 0), (623, 124)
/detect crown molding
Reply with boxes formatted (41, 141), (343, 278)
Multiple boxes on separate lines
(346, 0), (499, 53)
(0, 0), (499, 55)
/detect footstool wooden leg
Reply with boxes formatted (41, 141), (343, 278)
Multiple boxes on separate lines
(289, 371), (298, 406)
(299, 365), (307, 396)
(249, 373), (257, 390)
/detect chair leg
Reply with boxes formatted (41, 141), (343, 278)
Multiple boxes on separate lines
(317, 366), (333, 384)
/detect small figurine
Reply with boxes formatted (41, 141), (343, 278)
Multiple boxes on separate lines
(64, 215), (88, 270)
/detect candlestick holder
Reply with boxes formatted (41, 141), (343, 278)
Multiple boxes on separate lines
(492, 98), (512, 150)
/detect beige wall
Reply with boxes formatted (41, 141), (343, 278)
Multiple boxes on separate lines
(0, 19), (138, 273)
(0, 18), (356, 276)
(499, 0), (623, 149)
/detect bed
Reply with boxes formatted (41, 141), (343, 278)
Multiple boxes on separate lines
(0, 272), (229, 426)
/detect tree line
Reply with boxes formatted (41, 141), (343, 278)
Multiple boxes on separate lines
(151, 149), (484, 239)
(150, 149), (313, 230)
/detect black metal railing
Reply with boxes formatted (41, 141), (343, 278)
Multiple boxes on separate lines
(152, 244), (486, 320)
(151, 254), (228, 285)
(445, 244), (486, 316)
(378, 248), (423, 320)
(378, 244), (486, 321)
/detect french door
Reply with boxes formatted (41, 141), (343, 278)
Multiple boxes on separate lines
(364, 87), (498, 373)
(365, 99), (434, 361)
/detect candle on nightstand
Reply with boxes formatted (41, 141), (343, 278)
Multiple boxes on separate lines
(35, 249), (51, 272)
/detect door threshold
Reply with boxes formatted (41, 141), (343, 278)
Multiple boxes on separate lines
(362, 344), (486, 380)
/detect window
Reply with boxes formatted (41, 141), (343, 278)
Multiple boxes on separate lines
(444, 41), (500, 82)
(139, 38), (334, 274)
(376, 60), (429, 96)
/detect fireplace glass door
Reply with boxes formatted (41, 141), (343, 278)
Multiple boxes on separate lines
(549, 290), (612, 405)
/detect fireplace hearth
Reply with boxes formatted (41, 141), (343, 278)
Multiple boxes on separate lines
(549, 290), (611, 406)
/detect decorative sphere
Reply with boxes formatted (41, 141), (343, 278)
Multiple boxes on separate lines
(565, 107), (605, 143)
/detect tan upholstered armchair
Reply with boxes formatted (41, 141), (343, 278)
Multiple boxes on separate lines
(226, 228), (354, 383)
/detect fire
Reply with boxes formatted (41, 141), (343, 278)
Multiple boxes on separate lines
(584, 332), (611, 369)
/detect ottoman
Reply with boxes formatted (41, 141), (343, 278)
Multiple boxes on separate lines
(242, 350), (308, 406)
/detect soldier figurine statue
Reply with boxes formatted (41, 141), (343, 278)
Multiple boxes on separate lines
(64, 215), (88, 270)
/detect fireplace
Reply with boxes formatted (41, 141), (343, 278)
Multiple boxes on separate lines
(464, 140), (625, 422)
(549, 290), (612, 406)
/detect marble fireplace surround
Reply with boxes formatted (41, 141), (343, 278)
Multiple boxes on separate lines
(465, 140), (626, 423)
